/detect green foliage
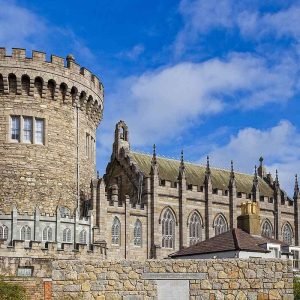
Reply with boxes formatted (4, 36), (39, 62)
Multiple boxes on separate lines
(0, 280), (26, 300)
(294, 277), (300, 300)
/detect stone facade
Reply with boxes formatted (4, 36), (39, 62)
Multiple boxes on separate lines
(0, 48), (103, 215)
(0, 256), (294, 299)
(94, 121), (299, 260)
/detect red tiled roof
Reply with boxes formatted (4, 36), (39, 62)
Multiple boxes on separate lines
(169, 228), (275, 258)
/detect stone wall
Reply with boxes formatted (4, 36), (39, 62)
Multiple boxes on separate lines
(51, 258), (294, 300)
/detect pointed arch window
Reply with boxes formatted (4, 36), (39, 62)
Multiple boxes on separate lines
(62, 228), (72, 243)
(214, 214), (228, 236)
(79, 229), (87, 244)
(282, 223), (293, 245)
(162, 208), (175, 249)
(42, 226), (53, 241)
(134, 219), (142, 246)
(189, 212), (202, 245)
(261, 220), (273, 238)
(0, 225), (8, 240)
(112, 217), (121, 246)
(20, 225), (31, 241)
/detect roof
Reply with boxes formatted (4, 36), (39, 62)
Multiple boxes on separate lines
(169, 228), (273, 258)
(130, 152), (274, 197)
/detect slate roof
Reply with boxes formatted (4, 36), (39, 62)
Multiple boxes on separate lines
(168, 228), (281, 258)
(130, 152), (275, 197)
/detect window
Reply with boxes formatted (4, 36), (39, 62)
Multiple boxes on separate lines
(0, 225), (8, 240)
(261, 220), (273, 238)
(134, 219), (142, 246)
(79, 230), (87, 244)
(42, 226), (52, 241)
(112, 217), (121, 245)
(189, 212), (202, 245)
(86, 133), (90, 158)
(282, 223), (293, 245)
(269, 246), (280, 258)
(11, 116), (20, 141)
(291, 249), (300, 270)
(162, 208), (175, 249)
(20, 226), (31, 241)
(10, 116), (45, 145)
(62, 228), (72, 243)
(214, 214), (228, 236)
(23, 117), (33, 143)
(35, 118), (44, 144)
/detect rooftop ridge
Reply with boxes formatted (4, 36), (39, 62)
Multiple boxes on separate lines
(130, 151), (258, 177)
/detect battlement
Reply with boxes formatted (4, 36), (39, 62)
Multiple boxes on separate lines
(0, 47), (104, 126)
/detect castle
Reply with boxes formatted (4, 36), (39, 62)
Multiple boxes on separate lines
(0, 48), (299, 260)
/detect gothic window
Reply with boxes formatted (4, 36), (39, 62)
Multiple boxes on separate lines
(21, 75), (30, 95)
(42, 226), (53, 241)
(62, 228), (72, 243)
(79, 229), (87, 244)
(112, 217), (121, 246)
(8, 74), (17, 94)
(282, 223), (293, 245)
(189, 212), (202, 245)
(20, 225), (31, 241)
(161, 208), (175, 249)
(134, 219), (142, 247)
(0, 225), (8, 240)
(261, 220), (273, 238)
(214, 214), (228, 236)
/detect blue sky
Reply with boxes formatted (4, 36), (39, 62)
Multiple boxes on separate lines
(1, 0), (300, 194)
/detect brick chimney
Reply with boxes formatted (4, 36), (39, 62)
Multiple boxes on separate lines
(237, 201), (261, 235)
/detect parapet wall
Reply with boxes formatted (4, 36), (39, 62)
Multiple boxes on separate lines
(0, 257), (293, 299)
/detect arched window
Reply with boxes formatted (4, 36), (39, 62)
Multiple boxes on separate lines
(134, 219), (142, 246)
(62, 228), (72, 243)
(162, 208), (175, 249)
(112, 217), (121, 245)
(60, 83), (68, 102)
(20, 225), (31, 241)
(21, 75), (30, 95)
(0, 225), (8, 240)
(261, 220), (273, 238)
(214, 214), (228, 236)
(79, 229), (87, 244)
(189, 212), (202, 245)
(34, 77), (43, 98)
(282, 223), (293, 245)
(0, 74), (4, 93)
(47, 80), (56, 99)
(70, 86), (78, 105)
(8, 74), (17, 94)
(42, 226), (53, 241)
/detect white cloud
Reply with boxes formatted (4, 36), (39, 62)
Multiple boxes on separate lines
(201, 120), (300, 195)
(117, 44), (145, 60)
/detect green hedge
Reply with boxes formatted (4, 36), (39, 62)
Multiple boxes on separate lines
(0, 280), (26, 300)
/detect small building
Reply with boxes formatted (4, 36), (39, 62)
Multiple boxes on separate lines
(169, 202), (300, 272)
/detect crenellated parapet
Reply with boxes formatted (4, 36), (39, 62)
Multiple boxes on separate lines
(0, 48), (103, 126)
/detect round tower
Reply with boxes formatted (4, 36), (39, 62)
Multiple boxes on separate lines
(0, 48), (104, 215)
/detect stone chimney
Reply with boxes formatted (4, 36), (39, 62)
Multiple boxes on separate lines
(237, 201), (261, 235)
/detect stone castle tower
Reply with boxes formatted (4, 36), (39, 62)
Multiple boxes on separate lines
(0, 48), (103, 214)
(0, 48), (104, 249)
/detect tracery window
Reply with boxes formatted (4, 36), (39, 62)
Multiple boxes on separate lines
(79, 229), (87, 244)
(261, 220), (273, 238)
(20, 225), (31, 241)
(112, 217), (121, 246)
(62, 228), (72, 243)
(134, 219), (142, 246)
(0, 225), (8, 240)
(189, 212), (202, 245)
(42, 226), (53, 241)
(162, 208), (175, 249)
(282, 223), (293, 245)
(214, 214), (228, 236)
